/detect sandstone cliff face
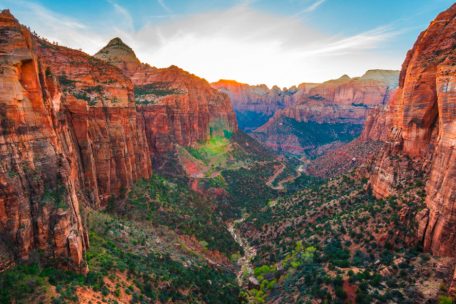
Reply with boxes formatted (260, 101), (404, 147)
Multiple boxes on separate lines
(0, 10), (87, 271)
(95, 39), (238, 163)
(35, 39), (152, 208)
(369, 3), (456, 257)
(211, 80), (307, 114)
(0, 14), (239, 271)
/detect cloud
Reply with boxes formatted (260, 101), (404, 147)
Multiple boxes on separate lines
(298, 25), (403, 57)
(107, 0), (134, 31)
(301, 0), (326, 13)
(128, 5), (401, 86)
(0, 0), (137, 53)
(0, 0), (402, 87)
(157, 0), (173, 13)
(0, 0), (106, 52)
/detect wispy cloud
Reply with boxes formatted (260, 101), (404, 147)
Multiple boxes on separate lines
(299, 25), (404, 57)
(0, 0), (125, 53)
(302, 0), (326, 13)
(0, 0), (404, 86)
(107, 0), (134, 31)
(129, 5), (401, 86)
(157, 0), (173, 13)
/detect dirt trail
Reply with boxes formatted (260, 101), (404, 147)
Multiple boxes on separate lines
(266, 163), (286, 189)
(267, 163), (305, 190)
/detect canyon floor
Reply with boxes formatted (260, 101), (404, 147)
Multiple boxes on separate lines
(1, 2), (456, 304)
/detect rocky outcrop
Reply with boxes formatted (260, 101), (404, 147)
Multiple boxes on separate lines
(94, 37), (141, 77)
(0, 10), (88, 271)
(212, 80), (322, 115)
(369, 3), (456, 257)
(35, 38), (152, 208)
(95, 39), (238, 165)
(0, 10), (241, 271)
(0, 8), (239, 273)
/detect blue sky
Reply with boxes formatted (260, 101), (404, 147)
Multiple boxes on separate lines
(1, 0), (453, 86)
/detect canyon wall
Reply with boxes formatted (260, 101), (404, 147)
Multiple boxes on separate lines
(0, 10), (88, 271)
(369, 3), (456, 256)
(274, 70), (398, 125)
(95, 39), (238, 165)
(0, 12), (238, 271)
(35, 38), (153, 208)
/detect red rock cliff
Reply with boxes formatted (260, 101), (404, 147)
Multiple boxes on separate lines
(35, 39), (152, 208)
(369, 3), (456, 256)
(249, 70), (398, 155)
(95, 38), (238, 163)
(0, 10), (88, 271)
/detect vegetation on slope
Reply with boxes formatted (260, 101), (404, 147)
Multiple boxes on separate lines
(109, 174), (241, 258)
(0, 205), (241, 304)
(253, 116), (364, 158)
(238, 170), (454, 303)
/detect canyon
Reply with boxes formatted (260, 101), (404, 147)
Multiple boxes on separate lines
(0, 9), (237, 273)
(0, 2), (455, 304)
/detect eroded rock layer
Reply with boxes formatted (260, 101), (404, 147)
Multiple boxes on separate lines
(95, 39), (238, 166)
(0, 10), (88, 271)
(35, 38), (152, 208)
(369, 3), (456, 257)
(0, 12), (239, 271)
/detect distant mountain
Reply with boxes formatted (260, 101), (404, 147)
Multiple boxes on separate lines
(215, 70), (399, 157)
(212, 80), (318, 131)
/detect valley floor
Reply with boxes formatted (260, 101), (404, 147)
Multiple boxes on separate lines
(0, 140), (454, 304)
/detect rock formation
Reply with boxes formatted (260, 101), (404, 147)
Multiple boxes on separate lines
(211, 80), (315, 131)
(0, 12), (238, 272)
(0, 10), (88, 271)
(95, 39), (238, 166)
(275, 70), (398, 125)
(35, 38), (153, 208)
(369, 3), (456, 257)
(247, 70), (399, 156)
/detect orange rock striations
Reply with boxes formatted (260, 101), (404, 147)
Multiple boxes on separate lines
(0, 11), (239, 272)
(34, 37), (152, 208)
(369, 3), (456, 257)
(232, 70), (399, 155)
(95, 38), (238, 164)
(0, 9), (88, 271)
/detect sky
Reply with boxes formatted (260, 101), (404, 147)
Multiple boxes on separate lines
(0, 0), (454, 87)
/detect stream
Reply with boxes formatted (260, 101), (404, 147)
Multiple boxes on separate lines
(227, 217), (257, 287)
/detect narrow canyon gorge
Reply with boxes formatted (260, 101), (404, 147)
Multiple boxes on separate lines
(0, 2), (455, 304)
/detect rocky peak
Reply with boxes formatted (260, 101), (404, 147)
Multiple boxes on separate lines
(0, 8), (14, 19)
(338, 74), (351, 81)
(360, 69), (400, 87)
(0, 9), (20, 28)
(94, 37), (141, 76)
